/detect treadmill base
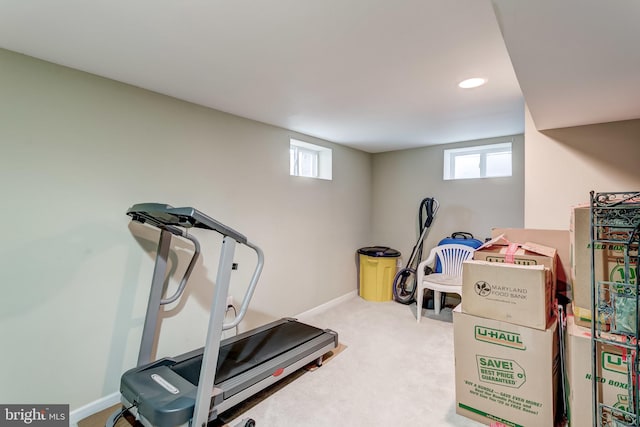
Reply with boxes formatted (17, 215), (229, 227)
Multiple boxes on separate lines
(117, 319), (338, 427)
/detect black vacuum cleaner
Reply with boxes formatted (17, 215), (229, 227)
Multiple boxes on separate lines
(392, 197), (439, 304)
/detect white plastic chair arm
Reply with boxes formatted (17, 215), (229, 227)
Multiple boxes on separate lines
(416, 247), (438, 285)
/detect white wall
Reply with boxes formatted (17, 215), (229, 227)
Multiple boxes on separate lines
(0, 49), (372, 409)
(371, 135), (524, 263)
(524, 106), (640, 229)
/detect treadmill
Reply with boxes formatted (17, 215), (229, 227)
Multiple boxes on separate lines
(107, 203), (338, 427)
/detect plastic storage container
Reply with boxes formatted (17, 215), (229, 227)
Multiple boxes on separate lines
(357, 246), (401, 302)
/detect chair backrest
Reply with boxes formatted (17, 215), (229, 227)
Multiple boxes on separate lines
(434, 243), (475, 277)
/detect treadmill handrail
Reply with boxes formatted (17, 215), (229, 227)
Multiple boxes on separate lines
(223, 240), (264, 330)
(160, 231), (201, 305)
(126, 203), (264, 329)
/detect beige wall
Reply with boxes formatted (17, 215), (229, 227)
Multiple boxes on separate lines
(6, 41), (637, 412)
(524, 106), (640, 229)
(0, 49), (372, 408)
(371, 135), (525, 263)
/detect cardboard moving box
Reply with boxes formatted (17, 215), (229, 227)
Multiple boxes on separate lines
(570, 206), (639, 324)
(462, 260), (554, 330)
(454, 309), (559, 426)
(475, 234), (558, 289)
(573, 303), (609, 332)
(491, 228), (569, 296)
(566, 315), (630, 427)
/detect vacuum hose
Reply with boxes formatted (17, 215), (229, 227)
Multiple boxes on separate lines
(414, 197), (437, 266)
(392, 197), (439, 304)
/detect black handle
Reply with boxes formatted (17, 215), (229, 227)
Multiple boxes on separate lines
(451, 231), (474, 240)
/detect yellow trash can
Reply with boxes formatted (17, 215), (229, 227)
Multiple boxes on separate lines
(357, 246), (401, 302)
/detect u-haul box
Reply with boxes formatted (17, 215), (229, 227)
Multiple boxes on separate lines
(566, 315), (631, 427)
(454, 309), (559, 426)
(570, 206), (638, 324)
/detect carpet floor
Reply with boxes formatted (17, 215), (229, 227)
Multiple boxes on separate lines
(81, 295), (482, 427)
(223, 295), (482, 426)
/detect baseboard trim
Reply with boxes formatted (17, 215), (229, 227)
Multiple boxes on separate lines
(69, 391), (120, 427)
(295, 290), (356, 320)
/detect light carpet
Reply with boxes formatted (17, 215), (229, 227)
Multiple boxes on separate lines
(81, 296), (481, 427)
(226, 296), (482, 426)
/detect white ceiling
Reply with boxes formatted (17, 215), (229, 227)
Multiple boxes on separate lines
(493, 0), (640, 131)
(0, 1), (637, 153)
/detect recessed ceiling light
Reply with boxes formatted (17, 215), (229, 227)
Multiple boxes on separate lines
(458, 78), (487, 89)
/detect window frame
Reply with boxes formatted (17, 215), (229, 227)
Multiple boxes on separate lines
(289, 139), (332, 180)
(443, 142), (513, 181)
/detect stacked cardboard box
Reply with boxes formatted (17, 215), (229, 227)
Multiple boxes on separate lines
(565, 315), (630, 427)
(491, 228), (570, 299)
(454, 234), (560, 426)
(454, 311), (559, 426)
(474, 235), (558, 296)
(460, 219), (637, 426)
(570, 206), (638, 329)
(567, 206), (637, 426)
(462, 261), (554, 331)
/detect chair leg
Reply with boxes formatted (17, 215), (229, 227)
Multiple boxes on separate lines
(416, 287), (423, 323)
(434, 291), (442, 315)
(453, 291), (463, 312)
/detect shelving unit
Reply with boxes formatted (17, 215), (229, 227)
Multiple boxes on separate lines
(590, 191), (640, 426)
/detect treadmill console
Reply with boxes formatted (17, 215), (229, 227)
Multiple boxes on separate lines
(127, 203), (247, 244)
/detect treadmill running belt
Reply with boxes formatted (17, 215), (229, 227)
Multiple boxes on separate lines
(172, 321), (324, 386)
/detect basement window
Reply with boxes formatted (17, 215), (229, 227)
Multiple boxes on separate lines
(443, 142), (512, 180)
(290, 139), (332, 180)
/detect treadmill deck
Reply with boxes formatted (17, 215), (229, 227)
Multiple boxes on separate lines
(173, 320), (326, 386)
(120, 319), (338, 427)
